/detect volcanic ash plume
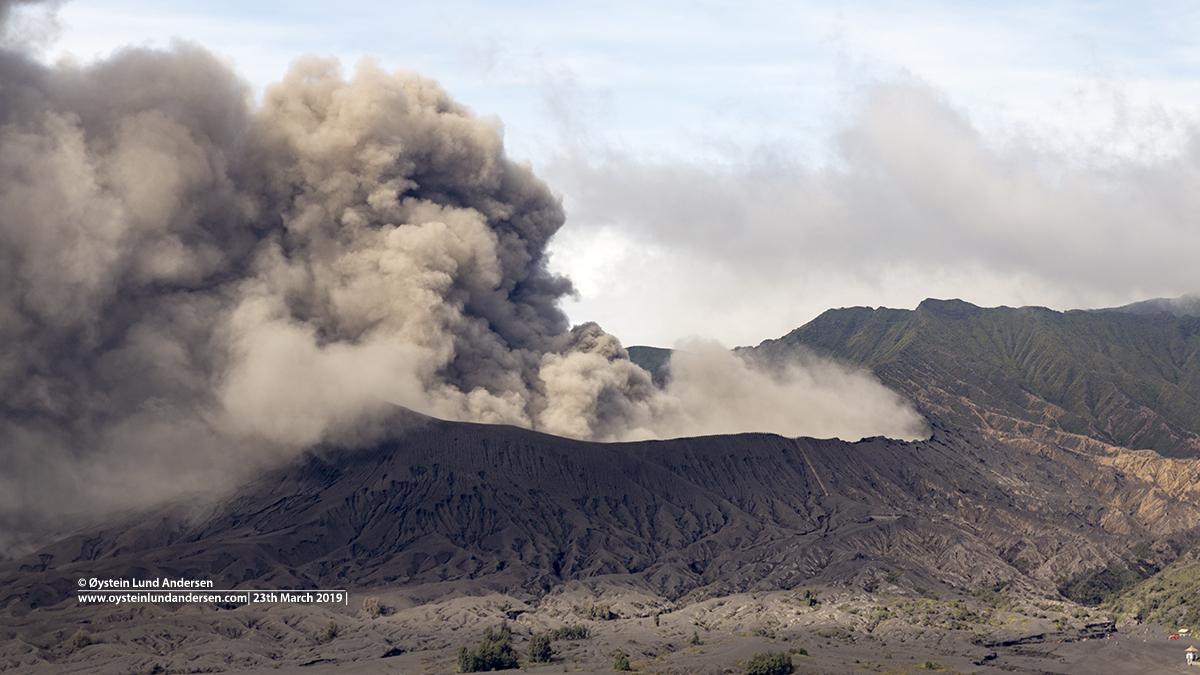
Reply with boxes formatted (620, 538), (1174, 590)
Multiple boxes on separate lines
(657, 340), (927, 441)
(0, 25), (925, 542)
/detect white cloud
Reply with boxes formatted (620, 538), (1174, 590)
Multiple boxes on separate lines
(43, 0), (1200, 349)
(544, 79), (1200, 346)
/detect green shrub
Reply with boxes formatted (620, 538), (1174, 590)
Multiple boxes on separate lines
(801, 589), (821, 607)
(745, 650), (794, 675)
(573, 599), (613, 621)
(362, 596), (382, 618)
(528, 632), (551, 663)
(550, 625), (590, 640)
(613, 650), (632, 671)
(457, 622), (519, 672)
(690, 630), (703, 645)
(65, 630), (93, 654)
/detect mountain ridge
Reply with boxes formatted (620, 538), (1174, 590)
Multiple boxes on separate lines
(745, 298), (1200, 458)
(1091, 293), (1200, 318)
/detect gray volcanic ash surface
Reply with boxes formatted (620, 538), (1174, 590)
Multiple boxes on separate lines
(7, 411), (1200, 672)
(1, 415), (1164, 604)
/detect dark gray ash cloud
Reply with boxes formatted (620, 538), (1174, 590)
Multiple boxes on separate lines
(0, 3), (926, 550)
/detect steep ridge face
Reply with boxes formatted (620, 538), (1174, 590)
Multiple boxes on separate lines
(7, 415), (1200, 612)
(748, 299), (1200, 458)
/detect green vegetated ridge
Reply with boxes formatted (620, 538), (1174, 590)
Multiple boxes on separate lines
(627, 345), (672, 372)
(1093, 293), (1200, 318)
(627, 345), (673, 387)
(748, 298), (1200, 458)
(1107, 550), (1200, 627)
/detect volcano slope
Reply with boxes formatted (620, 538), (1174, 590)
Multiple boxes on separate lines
(741, 298), (1200, 608)
(6, 412), (1200, 672)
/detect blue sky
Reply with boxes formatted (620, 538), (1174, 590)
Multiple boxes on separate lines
(27, 0), (1200, 346)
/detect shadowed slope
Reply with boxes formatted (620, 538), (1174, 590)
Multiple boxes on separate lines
(8, 414), (1200, 614)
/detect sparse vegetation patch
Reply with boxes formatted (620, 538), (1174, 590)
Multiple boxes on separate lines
(800, 589), (820, 607)
(527, 632), (551, 663)
(65, 630), (93, 654)
(457, 622), (519, 672)
(573, 599), (613, 621)
(1108, 553), (1200, 627)
(362, 596), (383, 618)
(550, 625), (590, 640)
(1058, 560), (1150, 606)
(745, 650), (794, 675)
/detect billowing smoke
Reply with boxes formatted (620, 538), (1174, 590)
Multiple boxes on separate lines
(0, 4), (925, 548)
(658, 340), (925, 441)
